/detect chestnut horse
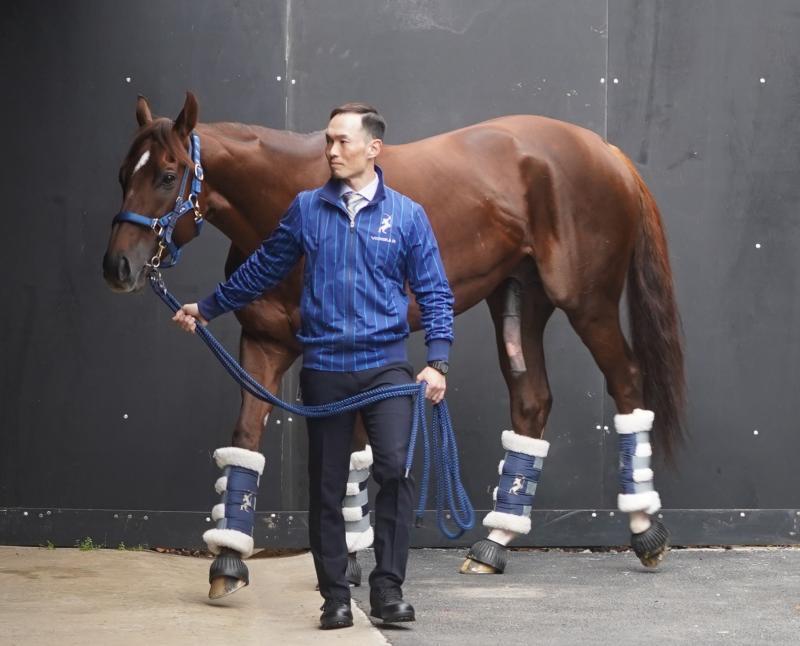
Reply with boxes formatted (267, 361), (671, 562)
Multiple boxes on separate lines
(103, 93), (684, 587)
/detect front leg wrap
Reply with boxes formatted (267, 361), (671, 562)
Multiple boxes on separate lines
(203, 447), (265, 558)
(483, 430), (550, 535)
(615, 409), (661, 514)
(344, 445), (374, 553)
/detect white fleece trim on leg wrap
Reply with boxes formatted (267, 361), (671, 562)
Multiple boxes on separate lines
(211, 503), (225, 522)
(346, 482), (363, 496)
(501, 430), (549, 457)
(483, 510), (532, 534)
(343, 507), (366, 523)
(349, 445), (373, 471)
(213, 447), (265, 475)
(614, 409), (654, 434)
(618, 491), (662, 514)
(214, 477), (228, 494)
(203, 528), (255, 558)
(346, 526), (374, 552)
(633, 468), (654, 483)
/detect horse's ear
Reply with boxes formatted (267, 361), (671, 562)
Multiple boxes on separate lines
(173, 91), (198, 138)
(136, 95), (153, 126)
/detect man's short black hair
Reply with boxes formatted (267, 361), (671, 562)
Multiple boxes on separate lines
(329, 102), (386, 140)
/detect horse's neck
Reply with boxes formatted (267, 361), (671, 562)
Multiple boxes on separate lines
(197, 123), (327, 253)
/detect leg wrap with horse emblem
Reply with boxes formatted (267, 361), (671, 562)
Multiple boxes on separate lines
(203, 447), (265, 558)
(483, 431), (549, 535)
(344, 445), (374, 553)
(615, 409), (661, 514)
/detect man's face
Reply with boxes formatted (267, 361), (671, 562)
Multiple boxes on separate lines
(325, 112), (381, 180)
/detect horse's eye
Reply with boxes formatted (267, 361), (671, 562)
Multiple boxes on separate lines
(163, 173), (176, 184)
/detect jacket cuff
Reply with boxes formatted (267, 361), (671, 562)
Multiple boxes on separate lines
(197, 293), (227, 322)
(426, 339), (451, 362)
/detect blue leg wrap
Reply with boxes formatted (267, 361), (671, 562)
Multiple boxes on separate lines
(483, 431), (549, 535)
(203, 447), (265, 557)
(494, 452), (542, 516)
(216, 465), (259, 534)
(615, 409), (661, 514)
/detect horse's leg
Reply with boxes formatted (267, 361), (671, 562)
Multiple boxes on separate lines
(206, 331), (298, 599)
(339, 415), (372, 587)
(564, 297), (669, 567)
(461, 267), (555, 575)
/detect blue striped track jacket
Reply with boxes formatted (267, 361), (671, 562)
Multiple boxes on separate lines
(198, 166), (454, 372)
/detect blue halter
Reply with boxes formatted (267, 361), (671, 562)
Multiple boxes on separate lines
(112, 132), (205, 269)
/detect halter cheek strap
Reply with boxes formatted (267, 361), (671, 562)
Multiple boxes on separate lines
(112, 132), (205, 269)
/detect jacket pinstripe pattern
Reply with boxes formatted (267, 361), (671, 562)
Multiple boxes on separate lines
(198, 167), (454, 372)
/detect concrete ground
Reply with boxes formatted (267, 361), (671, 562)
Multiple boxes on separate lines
(352, 547), (800, 646)
(2, 546), (800, 645)
(0, 546), (386, 646)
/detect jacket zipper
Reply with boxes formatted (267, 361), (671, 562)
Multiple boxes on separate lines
(345, 211), (356, 345)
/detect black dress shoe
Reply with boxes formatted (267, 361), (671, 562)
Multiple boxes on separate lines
(370, 588), (416, 623)
(319, 599), (353, 630)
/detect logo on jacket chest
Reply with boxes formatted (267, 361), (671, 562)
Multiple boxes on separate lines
(370, 214), (397, 244)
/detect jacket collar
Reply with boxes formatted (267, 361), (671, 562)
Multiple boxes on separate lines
(320, 164), (387, 208)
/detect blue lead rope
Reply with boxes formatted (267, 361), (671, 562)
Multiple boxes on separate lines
(149, 272), (475, 539)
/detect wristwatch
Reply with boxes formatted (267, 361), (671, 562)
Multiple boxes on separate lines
(427, 360), (449, 375)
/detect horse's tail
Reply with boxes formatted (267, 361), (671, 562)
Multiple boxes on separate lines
(617, 149), (686, 462)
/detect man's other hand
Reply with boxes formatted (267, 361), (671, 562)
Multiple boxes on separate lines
(416, 366), (446, 404)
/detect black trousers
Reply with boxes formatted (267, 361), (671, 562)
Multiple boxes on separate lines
(300, 361), (415, 603)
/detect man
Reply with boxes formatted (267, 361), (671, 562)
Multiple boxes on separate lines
(173, 103), (454, 629)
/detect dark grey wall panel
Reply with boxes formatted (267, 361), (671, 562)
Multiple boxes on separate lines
(0, 1), (290, 511)
(607, 0), (800, 509)
(288, 0), (608, 138)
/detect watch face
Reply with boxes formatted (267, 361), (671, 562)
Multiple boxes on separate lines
(431, 361), (448, 374)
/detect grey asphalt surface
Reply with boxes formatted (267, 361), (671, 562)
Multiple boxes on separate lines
(351, 547), (800, 645)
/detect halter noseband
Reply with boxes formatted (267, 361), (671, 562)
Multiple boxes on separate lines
(112, 131), (205, 269)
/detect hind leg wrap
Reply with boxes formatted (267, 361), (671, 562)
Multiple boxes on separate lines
(344, 445), (374, 553)
(616, 409), (661, 515)
(483, 430), (549, 535)
(203, 447), (265, 558)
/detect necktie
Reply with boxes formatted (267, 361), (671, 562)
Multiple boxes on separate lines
(342, 191), (362, 217)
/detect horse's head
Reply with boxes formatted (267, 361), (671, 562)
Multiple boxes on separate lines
(102, 92), (203, 292)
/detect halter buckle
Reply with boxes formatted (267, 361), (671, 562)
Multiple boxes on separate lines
(151, 222), (164, 237)
(147, 241), (167, 269)
(189, 194), (203, 222)
(194, 163), (204, 180)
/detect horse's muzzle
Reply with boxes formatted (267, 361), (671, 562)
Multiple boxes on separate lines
(103, 252), (134, 291)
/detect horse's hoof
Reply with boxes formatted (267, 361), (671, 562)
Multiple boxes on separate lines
(460, 539), (507, 574)
(346, 552), (362, 587)
(631, 519), (670, 568)
(460, 557), (498, 574)
(208, 548), (249, 599)
(209, 575), (248, 599)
